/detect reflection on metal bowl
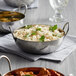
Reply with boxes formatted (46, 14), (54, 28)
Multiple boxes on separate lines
(4, 0), (35, 7)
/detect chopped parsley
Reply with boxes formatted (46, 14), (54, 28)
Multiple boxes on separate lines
(49, 26), (52, 31)
(36, 28), (41, 31)
(21, 25), (32, 29)
(31, 31), (37, 35)
(39, 35), (45, 42)
(49, 25), (57, 32)
(26, 25), (32, 29)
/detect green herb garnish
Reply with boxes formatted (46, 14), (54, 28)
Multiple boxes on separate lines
(36, 28), (41, 31)
(39, 35), (45, 42)
(31, 31), (37, 35)
(26, 25), (32, 29)
(49, 25), (57, 32)
(49, 26), (52, 31)
(21, 25), (32, 29)
(52, 25), (57, 31)
(23, 33), (30, 38)
(24, 75), (33, 76)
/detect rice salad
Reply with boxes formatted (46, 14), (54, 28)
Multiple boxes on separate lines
(13, 24), (64, 42)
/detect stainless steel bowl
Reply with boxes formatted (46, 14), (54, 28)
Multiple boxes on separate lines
(11, 22), (69, 55)
(4, 0), (35, 7)
(0, 4), (26, 33)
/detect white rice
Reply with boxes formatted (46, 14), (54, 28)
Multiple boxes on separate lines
(13, 25), (64, 42)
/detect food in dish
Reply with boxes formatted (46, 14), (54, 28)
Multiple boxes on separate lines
(0, 11), (25, 22)
(13, 24), (64, 42)
(5, 68), (63, 76)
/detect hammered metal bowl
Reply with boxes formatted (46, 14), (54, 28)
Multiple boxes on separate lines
(11, 22), (69, 55)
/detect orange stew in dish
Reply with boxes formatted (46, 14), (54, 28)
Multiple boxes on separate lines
(5, 68), (63, 76)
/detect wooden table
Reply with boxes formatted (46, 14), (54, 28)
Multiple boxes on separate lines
(0, 0), (76, 75)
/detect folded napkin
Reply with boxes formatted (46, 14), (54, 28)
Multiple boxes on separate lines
(0, 34), (76, 62)
(0, 0), (38, 11)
